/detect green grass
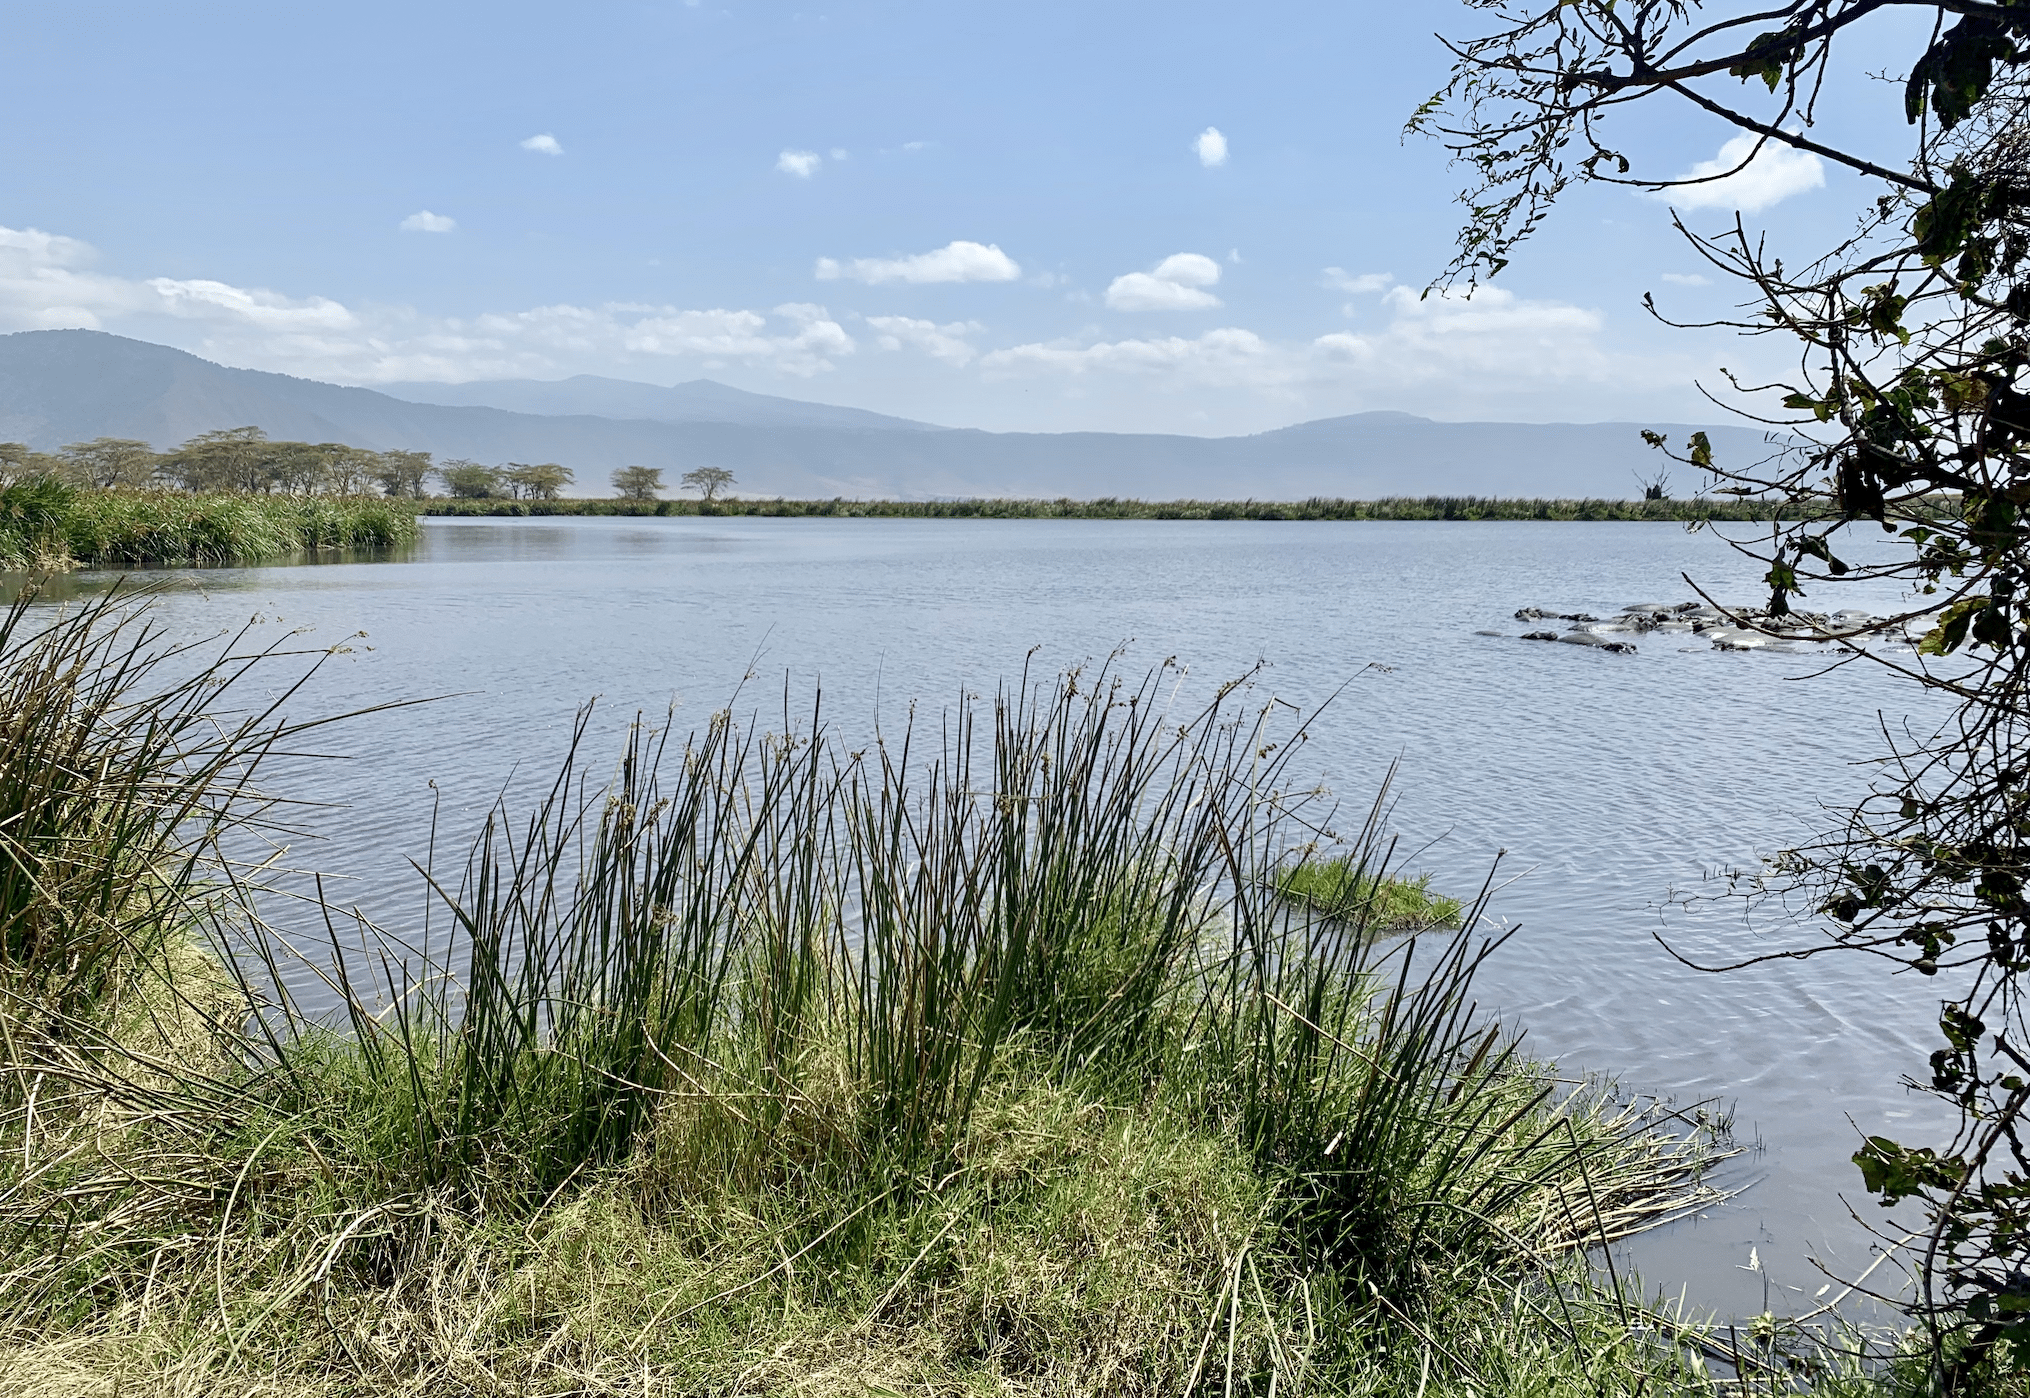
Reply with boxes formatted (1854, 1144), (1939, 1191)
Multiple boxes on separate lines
(0, 600), (1892, 1396)
(1274, 857), (1466, 929)
(421, 493), (1812, 522)
(0, 477), (418, 569)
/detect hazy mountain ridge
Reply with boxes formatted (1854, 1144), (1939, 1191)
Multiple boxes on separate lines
(0, 330), (1775, 499)
(377, 375), (943, 433)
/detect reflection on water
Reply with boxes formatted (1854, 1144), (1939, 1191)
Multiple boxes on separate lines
(56, 515), (1951, 1318)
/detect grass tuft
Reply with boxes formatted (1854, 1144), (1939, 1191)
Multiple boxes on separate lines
(1272, 856), (1465, 929)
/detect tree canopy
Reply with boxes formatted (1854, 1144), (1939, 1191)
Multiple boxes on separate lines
(611, 465), (665, 501)
(1429, 2), (2030, 1383)
(681, 465), (736, 501)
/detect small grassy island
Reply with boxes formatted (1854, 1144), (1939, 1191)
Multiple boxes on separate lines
(1274, 858), (1467, 930)
(0, 583), (1860, 1397)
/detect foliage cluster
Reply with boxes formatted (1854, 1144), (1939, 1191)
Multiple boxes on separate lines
(1424, 0), (2030, 1386)
(438, 459), (577, 500)
(0, 597), (1761, 1395)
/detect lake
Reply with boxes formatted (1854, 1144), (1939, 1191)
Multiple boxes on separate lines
(76, 514), (1951, 1320)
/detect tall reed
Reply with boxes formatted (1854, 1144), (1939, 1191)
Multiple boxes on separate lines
(0, 478), (417, 570)
(0, 601), (1744, 1393)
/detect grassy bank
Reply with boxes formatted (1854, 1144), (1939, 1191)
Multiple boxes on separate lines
(0, 590), (1902, 1396)
(0, 478), (418, 569)
(422, 494), (1808, 522)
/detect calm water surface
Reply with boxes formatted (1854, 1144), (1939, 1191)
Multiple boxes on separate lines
(86, 516), (1954, 1318)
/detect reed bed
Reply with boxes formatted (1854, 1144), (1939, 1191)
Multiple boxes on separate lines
(0, 478), (417, 570)
(0, 597), (1801, 1395)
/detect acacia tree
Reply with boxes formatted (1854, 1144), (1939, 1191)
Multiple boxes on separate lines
(438, 461), (502, 499)
(370, 450), (434, 499)
(1426, 2), (2030, 1383)
(681, 465), (736, 501)
(611, 465), (664, 501)
(56, 438), (158, 490)
(502, 462), (574, 500)
(164, 427), (275, 492)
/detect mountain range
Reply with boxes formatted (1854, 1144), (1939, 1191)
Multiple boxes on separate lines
(0, 330), (1774, 499)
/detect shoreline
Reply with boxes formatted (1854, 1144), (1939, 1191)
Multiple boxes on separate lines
(419, 494), (1809, 523)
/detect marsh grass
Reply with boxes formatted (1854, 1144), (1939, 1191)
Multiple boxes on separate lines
(0, 610), (1770, 1395)
(1272, 856), (1465, 929)
(0, 478), (417, 570)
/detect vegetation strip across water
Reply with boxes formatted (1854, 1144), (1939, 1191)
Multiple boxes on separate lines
(420, 494), (1809, 522)
(0, 584), (1848, 1396)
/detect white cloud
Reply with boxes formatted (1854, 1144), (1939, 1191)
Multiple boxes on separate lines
(400, 211), (457, 234)
(520, 133), (563, 156)
(777, 149), (822, 178)
(866, 315), (982, 365)
(1323, 268), (1393, 294)
(1660, 271), (1712, 286)
(1195, 127), (1228, 168)
(814, 240), (1020, 285)
(982, 283), (1624, 402)
(1105, 252), (1223, 312)
(0, 223), (867, 381)
(1657, 134), (1824, 213)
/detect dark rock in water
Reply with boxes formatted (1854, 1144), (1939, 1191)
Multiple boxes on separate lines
(1601, 641), (1638, 654)
(1516, 607), (1600, 622)
(1521, 630), (1560, 641)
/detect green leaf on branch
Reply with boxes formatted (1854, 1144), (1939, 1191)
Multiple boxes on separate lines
(1729, 26), (1804, 93)
(1906, 17), (2023, 131)
(1854, 1136), (1962, 1205)
(1919, 596), (1992, 655)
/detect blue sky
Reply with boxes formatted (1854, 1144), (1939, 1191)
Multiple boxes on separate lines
(1, 0), (1925, 433)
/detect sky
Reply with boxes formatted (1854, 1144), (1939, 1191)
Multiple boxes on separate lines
(0, 1), (1932, 434)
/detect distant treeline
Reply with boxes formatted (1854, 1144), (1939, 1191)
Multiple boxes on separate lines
(420, 495), (1808, 522)
(0, 428), (580, 501)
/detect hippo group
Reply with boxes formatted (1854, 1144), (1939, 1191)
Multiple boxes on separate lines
(1497, 601), (1905, 655)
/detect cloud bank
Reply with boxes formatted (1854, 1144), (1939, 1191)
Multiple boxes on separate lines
(983, 284), (1630, 405)
(0, 224), (859, 380)
(0, 221), (1698, 426)
(866, 315), (982, 365)
(1106, 253), (1222, 311)
(815, 240), (1020, 285)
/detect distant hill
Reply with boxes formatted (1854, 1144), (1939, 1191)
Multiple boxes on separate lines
(0, 330), (1779, 500)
